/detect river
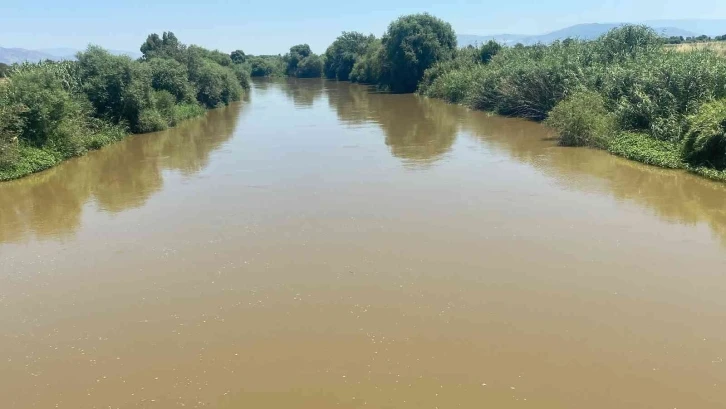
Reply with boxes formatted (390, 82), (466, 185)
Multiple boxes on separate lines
(1, 78), (725, 408)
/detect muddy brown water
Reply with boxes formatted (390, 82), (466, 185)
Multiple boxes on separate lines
(1, 78), (726, 409)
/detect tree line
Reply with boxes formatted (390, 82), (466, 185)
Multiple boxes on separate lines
(4, 15), (726, 182)
(665, 34), (726, 44)
(0, 32), (250, 181)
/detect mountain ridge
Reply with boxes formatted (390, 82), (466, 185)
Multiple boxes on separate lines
(457, 20), (726, 47)
(0, 47), (142, 64)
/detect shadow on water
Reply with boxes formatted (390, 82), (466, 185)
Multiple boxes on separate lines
(282, 77), (325, 108)
(0, 102), (244, 244)
(459, 110), (726, 245)
(325, 80), (459, 168)
(322, 80), (726, 246)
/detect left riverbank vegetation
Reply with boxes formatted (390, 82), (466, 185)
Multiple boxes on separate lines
(0, 32), (250, 181)
(303, 14), (726, 182)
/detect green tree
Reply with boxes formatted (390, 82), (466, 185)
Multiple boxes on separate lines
(479, 40), (502, 63)
(284, 44), (323, 78)
(296, 55), (323, 78)
(0, 62), (11, 78)
(350, 39), (384, 84)
(140, 32), (185, 60)
(284, 44), (312, 76)
(231, 50), (247, 64)
(380, 13), (457, 93)
(323, 32), (376, 81)
(148, 58), (195, 103)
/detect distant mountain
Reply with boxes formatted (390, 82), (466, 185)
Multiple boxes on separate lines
(642, 19), (726, 37)
(0, 47), (142, 64)
(458, 21), (709, 47)
(0, 47), (58, 64)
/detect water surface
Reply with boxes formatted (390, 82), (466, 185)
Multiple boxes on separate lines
(1, 78), (726, 408)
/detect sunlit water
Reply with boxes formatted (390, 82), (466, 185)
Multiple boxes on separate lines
(1, 78), (726, 408)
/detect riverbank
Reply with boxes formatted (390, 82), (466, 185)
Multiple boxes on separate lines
(0, 32), (250, 182)
(414, 27), (726, 182)
(312, 18), (726, 183)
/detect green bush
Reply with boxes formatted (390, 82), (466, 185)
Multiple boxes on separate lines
(479, 40), (502, 63)
(77, 46), (137, 124)
(246, 56), (285, 77)
(232, 64), (251, 89)
(296, 55), (323, 78)
(0, 85), (25, 167)
(422, 64), (486, 104)
(137, 108), (168, 133)
(148, 58), (195, 103)
(284, 44), (324, 78)
(350, 40), (383, 84)
(324, 32), (376, 81)
(608, 132), (683, 168)
(0, 32), (244, 181)
(418, 46), (479, 96)
(545, 91), (616, 148)
(194, 59), (243, 108)
(231, 50), (247, 64)
(601, 49), (726, 141)
(682, 99), (726, 169)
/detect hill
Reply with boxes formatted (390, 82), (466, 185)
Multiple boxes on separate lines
(0, 47), (142, 64)
(458, 21), (712, 47)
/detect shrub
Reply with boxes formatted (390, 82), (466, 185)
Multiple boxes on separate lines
(324, 32), (376, 81)
(596, 25), (662, 64)
(682, 99), (726, 169)
(296, 55), (323, 78)
(422, 64), (487, 104)
(380, 13), (457, 93)
(601, 49), (726, 141)
(350, 40), (384, 84)
(479, 40), (502, 63)
(231, 50), (247, 64)
(148, 58), (195, 103)
(545, 91), (616, 148)
(0, 86), (25, 167)
(137, 108), (167, 133)
(608, 132), (683, 168)
(77, 46), (136, 124)
(194, 59), (242, 108)
(418, 46), (479, 95)
(232, 64), (251, 89)
(247, 56), (284, 77)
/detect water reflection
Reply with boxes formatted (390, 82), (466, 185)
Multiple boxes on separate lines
(0, 103), (242, 243)
(326, 81), (459, 167)
(460, 112), (726, 245)
(283, 78), (325, 108)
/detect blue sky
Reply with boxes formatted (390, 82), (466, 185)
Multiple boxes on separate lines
(1, 0), (725, 55)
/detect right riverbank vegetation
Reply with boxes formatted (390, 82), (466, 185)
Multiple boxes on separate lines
(304, 14), (726, 181)
(0, 33), (250, 181)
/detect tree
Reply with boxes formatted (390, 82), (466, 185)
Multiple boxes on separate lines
(231, 50), (247, 64)
(0, 62), (10, 78)
(350, 39), (383, 84)
(479, 40), (502, 63)
(380, 13), (457, 93)
(323, 32), (376, 81)
(284, 44), (322, 78)
(147, 58), (195, 103)
(140, 32), (184, 60)
(296, 55), (323, 78)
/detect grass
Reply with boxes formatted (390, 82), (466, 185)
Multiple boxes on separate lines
(607, 132), (684, 169)
(667, 42), (726, 56)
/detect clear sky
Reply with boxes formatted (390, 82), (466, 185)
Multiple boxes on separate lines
(1, 0), (725, 55)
